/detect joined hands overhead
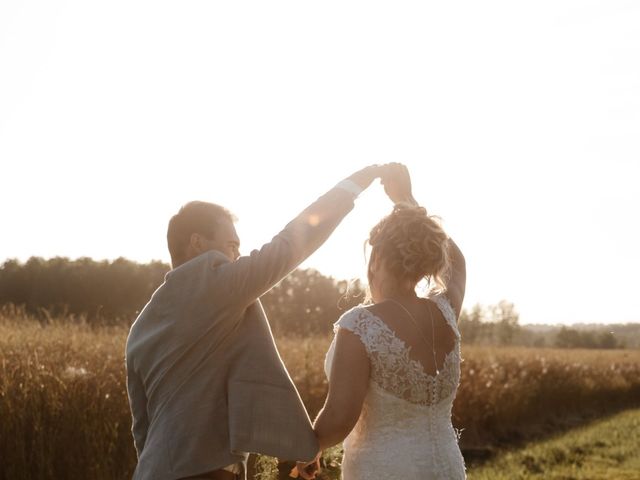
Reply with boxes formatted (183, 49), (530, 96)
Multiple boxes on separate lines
(292, 163), (419, 480)
(380, 162), (417, 206)
(346, 162), (416, 206)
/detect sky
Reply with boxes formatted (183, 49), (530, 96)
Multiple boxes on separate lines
(1, 1), (639, 325)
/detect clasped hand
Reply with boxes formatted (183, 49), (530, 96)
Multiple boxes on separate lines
(348, 162), (414, 205)
(290, 452), (321, 479)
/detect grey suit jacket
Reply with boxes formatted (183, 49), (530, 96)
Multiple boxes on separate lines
(125, 185), (356, 480)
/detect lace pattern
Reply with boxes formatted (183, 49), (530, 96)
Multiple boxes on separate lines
(333, 295), (461, 406)
(326, 294), (466, 479)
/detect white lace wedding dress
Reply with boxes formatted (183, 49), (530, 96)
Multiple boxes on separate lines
(324, 294), (466, 479)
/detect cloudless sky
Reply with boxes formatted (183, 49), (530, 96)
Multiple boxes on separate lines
(1, 1), (639, 325)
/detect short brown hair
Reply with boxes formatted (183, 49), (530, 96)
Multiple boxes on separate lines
(167, 201), (235, 268)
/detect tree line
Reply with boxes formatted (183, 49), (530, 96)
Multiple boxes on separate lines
(457, 302), (631, 349)
(0, 256), (364, 335)
(0, 257), (636, 347)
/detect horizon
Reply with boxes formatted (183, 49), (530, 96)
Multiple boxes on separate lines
(1, 253), (638, 327)
(2, 1), (639, 326)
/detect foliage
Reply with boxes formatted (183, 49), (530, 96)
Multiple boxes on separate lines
(458, 302), (632, 349)
(2, 256), (638, 347)
(554, 326), (620, 349)
(261, 269), (365, 336)
(0, 257), (168, 322)
(0, 308), (134, 480)
(1, 309), (639, 479)
(0, 257), (365, 335)
(468, 408), (640, 479)
(458, 301), (522, 346)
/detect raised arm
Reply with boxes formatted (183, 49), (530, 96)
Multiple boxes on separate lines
(381, 163), (466, 318)
(443, 238), (466, 318)
(215, 166), (384, 310)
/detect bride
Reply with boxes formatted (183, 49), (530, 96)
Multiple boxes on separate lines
(297, 164), (467, 479)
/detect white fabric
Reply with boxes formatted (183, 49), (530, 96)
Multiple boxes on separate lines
(335, 179), (364, 198)
(223, 463), (242, 474)
(325, 294), (466, 479)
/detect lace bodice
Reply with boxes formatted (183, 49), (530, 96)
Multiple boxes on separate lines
(327, 294), (461, 406)
(324, 294), (466, 479)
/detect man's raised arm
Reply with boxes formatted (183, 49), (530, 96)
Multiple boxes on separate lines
(214, 165), (384, 309)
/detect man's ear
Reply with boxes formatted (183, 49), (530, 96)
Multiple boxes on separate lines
(189, 232), (205, 254)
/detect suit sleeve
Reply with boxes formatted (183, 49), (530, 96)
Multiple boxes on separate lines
(215, 186), (356, 310)
(126, 361), (149, 458)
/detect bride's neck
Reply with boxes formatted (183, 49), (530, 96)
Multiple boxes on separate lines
(375, 288), (418, 305)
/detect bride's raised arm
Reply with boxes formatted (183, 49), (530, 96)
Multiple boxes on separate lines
(444, 238), (466, 319)
(381, 163), (466, 318)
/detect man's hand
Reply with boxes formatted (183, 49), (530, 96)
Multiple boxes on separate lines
(291, 455), (321, 480)
(346, 164), (382, 191)
(380, 162), (417, 205)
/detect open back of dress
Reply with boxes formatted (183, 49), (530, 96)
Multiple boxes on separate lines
(325, 294), (466, 480)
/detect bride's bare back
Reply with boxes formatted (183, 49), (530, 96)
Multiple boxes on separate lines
(366, 297), (457, 378)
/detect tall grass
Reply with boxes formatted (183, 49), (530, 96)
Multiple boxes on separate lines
(0, 307), (134, 480)
(1, 306), (639, 479)
(275, 336), (640, 445)
(453, 346), (640, 447)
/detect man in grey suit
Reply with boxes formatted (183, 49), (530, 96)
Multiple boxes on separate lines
(125, 165), (393, 480)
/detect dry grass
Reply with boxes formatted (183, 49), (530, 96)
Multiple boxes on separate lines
(1, 307), (639, 479)
(454, 346), (640, 447)
(0, 307), (134, 480)
(276, 337), (640, 446)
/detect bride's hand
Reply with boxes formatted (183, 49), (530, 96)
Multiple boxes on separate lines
(380, 162), (417, 206)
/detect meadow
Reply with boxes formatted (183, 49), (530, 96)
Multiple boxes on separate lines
(467, 408), (640, 480)
(1, 306), (640, 479)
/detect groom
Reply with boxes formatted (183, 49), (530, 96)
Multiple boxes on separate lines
(125, 164), (400, 480)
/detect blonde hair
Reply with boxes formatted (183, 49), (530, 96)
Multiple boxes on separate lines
(368, 203), (450, 293)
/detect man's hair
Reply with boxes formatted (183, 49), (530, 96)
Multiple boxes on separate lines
(167, 201), (235, 268)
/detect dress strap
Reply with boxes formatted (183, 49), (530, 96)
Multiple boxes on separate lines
(429, 294), (461, 340)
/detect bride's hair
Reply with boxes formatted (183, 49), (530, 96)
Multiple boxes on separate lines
(368, 203), (451, 293)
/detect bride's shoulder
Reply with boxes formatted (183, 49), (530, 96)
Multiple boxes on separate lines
(425, 293), (458, 323)
(333, 305), (373, 333)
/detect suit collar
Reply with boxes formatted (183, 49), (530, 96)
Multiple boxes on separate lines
(165, 250), (231, 281)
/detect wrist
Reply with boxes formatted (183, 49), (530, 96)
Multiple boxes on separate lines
(336, 179), (364, 199)
(394, 195), (418, 206)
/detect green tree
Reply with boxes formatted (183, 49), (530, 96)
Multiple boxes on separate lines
(555, 327), (583, 348)
(459, 304), (485, 344)
(489, 300), (520, 346)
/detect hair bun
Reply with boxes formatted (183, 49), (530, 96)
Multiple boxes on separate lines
(369, 204), (450, 289)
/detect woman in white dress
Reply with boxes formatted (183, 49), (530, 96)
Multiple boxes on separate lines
(297, 165), (467, 479)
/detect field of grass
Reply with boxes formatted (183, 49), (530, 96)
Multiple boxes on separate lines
(0, 310), (134, 480)
(468, 408), (640, 480)
(1, 307), (640, 479)
(275, 336), (640, 448)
